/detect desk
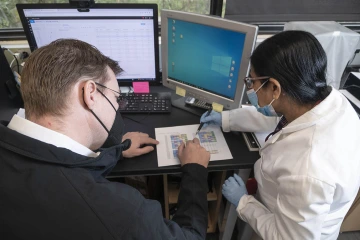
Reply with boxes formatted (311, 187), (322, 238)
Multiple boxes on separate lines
(108, 86), (259, 177)
(110, 109), (259, 176)
(0, 85), (259, 239)
(0, 86), (259, 175)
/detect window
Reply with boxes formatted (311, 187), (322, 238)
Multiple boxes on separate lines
(0, 0), (212, 29)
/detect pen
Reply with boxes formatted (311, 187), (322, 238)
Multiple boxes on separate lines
(195, 107), (213, 136)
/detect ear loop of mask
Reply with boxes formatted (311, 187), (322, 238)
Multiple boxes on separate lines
(96, 89), (117, 112)
(256, 80), (277, 107)
(268, 98), (276, 105)
(254, 79), (269, 93)
(82, 87), (116, 134)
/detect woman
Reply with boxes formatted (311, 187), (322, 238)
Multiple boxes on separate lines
(201, 31), (360, 239)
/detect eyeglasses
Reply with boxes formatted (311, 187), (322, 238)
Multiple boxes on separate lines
(95, 82), (128, 109)
(244, 76), (270, 89)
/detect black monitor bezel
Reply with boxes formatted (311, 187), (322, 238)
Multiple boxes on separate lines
(16, 3), (161, 86)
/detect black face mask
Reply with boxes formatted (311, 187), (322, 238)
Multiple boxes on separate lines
(83, 88), (125, 148)
(99, 109), (125, 148)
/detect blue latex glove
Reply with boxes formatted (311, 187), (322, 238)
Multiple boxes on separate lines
(222, 174), (248, 207)
(199, 110), (222, 128)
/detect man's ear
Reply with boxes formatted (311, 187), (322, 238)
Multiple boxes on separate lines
(82, 81), (97, 110)
(269, 78), (281, 100)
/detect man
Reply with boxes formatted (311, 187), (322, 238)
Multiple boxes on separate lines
(0, 39), (210, 239)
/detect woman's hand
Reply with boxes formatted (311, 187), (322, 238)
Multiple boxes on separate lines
(222, 174), (248, 207)
(200, 110), (222, 128)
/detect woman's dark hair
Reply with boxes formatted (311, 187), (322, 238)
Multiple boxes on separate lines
(250, 30), (331, 105)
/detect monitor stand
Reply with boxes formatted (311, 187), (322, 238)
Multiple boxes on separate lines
(171, 96), (211, 117)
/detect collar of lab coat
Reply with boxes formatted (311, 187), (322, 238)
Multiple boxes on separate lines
(261, 87), (338, 148)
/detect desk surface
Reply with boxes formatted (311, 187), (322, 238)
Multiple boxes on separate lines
(0, 85), (259, 177)
(109, 86), (260, 177)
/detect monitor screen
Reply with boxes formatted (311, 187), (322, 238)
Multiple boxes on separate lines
(167, 19), (246, 100)
(162, 10), (258, 110)
(17, 4), (160, 85)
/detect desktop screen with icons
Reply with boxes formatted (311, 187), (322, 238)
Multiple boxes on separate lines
(17, 4), (160, 85)
(161, 10), (258, 110)
(167, 18), (246, 100)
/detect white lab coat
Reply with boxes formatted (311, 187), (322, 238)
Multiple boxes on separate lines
(222, 88), (360, 240)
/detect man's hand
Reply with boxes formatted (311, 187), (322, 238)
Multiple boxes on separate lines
(122, 132), (159, 158)
(178, 138), (210, 168)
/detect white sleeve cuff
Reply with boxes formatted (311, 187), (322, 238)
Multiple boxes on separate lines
(236, 194), (255, 221)
(222, 110), (231, 132)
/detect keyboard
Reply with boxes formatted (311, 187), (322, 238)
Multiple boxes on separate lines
(119, 92), (172, 113)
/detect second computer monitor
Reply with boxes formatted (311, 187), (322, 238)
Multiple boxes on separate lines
(161, 10), (258, 110)
(17, 4), (160, 85)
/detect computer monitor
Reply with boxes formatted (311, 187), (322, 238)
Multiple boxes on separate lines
(17, 4), (160, 85)
(161, 10), (258, 111)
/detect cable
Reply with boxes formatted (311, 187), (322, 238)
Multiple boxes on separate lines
(13, 55), (20, 73)
(343, 85), (360, 90)
(349, 49), (360, 67)
(9, 58), (20, 73)
(11, 65), (21, 71)
(3, 48), (20, 73)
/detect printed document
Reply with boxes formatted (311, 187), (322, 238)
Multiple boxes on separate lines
(155, 124), (233, 167)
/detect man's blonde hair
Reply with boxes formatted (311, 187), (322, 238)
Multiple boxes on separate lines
(21, 39), (122, 118)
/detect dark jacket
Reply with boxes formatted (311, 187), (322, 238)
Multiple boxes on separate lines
(0, 121), (208, 240)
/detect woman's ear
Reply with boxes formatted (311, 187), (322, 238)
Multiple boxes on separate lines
(269, 78), (281, 100)
(82, 81), (97, 110)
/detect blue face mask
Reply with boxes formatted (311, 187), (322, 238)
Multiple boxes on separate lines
(246, 80), (278, 117)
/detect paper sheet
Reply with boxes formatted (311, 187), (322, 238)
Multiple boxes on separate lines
(253, 132), (269, 148)
(175, 86), (186, 97)
(155, 124), (233, 167)
(212, 102), (224, 112)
